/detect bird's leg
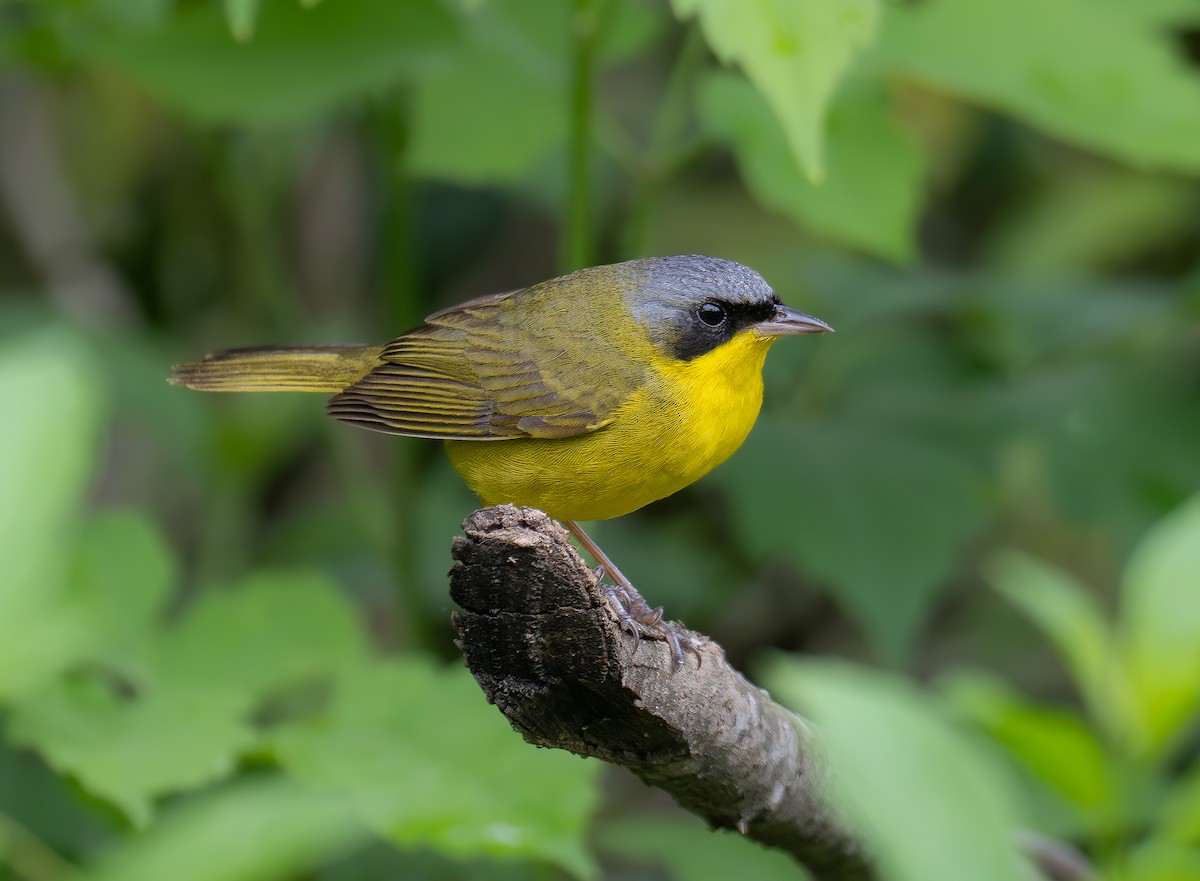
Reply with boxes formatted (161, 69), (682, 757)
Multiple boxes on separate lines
(563, 520), (691, 669)
(564, 520), (661, 623)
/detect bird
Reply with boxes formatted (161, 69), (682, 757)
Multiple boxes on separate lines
(171, 255), (832, 665)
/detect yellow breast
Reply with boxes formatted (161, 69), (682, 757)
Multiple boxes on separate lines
(445, 331), (774, 521)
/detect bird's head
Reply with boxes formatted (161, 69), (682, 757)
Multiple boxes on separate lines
(620, 255), (832, 362)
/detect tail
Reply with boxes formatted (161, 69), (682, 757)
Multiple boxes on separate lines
(170, 345), (383, 393)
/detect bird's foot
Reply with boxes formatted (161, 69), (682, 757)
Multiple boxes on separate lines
(594, 566), (699, 671)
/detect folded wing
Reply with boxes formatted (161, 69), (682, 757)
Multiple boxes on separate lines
(327, 279), (646, 441)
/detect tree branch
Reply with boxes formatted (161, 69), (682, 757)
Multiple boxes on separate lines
(448, 505), (872, 881)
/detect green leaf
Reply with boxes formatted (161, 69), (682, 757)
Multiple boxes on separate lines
(408, 21), (567, 185)
(157, 570), (367, 697)
(985, 551), (1127, 737)
(8, 676), (254, 828)
(596, 815), (797, 881)
(875, 0), (1200, 174)
(78, 777), (367, 881)
(672, 0), (879, 181)
(712, 415), (985, 661)
(1120, 842), (1200, 881)
(941, 672), (1116, 823)
(68, 511), (176, 674)
(1121, 493), (1200, 753)
(9, 570), (365, 825)
(699, 71), (922, 261)
(0, 329), (104, 700)
(0, 328), (101, 617)
(83, 0), (458, 125)
(273, 659), (600, 878)
(224, 0), (263, 42)
(766, 658), (1028, 881)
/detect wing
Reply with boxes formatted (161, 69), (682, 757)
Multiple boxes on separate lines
(327, 275), (649, 440)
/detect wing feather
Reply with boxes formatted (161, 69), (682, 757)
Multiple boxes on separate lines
(327, 272), (649, 441)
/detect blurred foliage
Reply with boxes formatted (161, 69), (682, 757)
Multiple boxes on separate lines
(769, 658), (1029, 881)
(1, 0), (1199, 879)
(938, 495), (1200, 881)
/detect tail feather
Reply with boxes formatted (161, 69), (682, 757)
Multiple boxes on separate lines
(170, 345), (382, 393)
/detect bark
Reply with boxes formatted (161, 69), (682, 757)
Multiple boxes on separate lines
(449, 505), (872, 881)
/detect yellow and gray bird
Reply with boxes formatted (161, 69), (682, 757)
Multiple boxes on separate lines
(171, 255), (832, 660)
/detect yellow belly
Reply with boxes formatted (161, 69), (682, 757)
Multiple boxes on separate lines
(445, 332), (773, 521)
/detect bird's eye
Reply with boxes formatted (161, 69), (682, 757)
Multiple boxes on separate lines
(697, 302), (728, 327)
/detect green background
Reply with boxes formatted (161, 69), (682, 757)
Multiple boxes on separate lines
(1, 1), (1199, 879)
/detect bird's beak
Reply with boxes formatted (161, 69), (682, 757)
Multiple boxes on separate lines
(755, 304), (834, 337)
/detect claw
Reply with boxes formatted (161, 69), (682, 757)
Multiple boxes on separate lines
(565, 519), (695, 672)
(599, 584), (697, 671)
(601, 584), (643, 646)
(664, 627), (684, 672)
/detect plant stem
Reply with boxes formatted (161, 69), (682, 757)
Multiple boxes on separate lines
(372, 91), (421, 335)
(564, 0), (601, 273)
